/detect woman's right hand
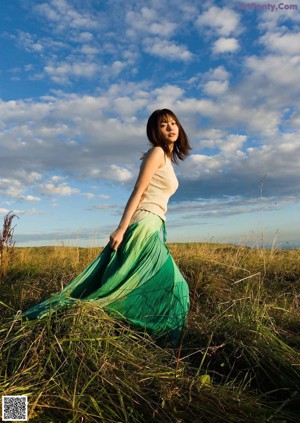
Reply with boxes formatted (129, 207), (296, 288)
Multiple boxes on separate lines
(109, 227), (125, 251)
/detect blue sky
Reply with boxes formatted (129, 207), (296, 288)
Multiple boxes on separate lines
(0, 0), (300, 248)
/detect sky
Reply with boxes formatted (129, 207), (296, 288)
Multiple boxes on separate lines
(0, 0), (300, 248)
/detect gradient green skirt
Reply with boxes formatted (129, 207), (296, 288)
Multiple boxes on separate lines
(22, 211), (190, 343)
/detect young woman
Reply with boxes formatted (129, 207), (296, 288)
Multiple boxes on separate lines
(23, 109), (192, 344)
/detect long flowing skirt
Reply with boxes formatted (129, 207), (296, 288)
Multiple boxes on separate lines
(22, 211), (190, 343)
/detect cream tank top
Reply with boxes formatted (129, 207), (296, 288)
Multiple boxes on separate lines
(136, 152), (179, 221)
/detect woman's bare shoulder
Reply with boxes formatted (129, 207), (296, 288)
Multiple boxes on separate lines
(149, 146), (165, 156)
(144, 146), (165, 167)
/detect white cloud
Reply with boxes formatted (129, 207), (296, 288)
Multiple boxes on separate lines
(202, 65), (230, 95)
(178, 131), (300, 200)
(209, 66), (230, 81)
(44, 61), (99, 84)
(203, 80), (229, 96)
(86, 204), (122, 212)
(167, 195), (286, 219)
(219, 134), (247, 157)
(0, 75), (299, 209)
(197, 128), (226, 140)
(0, 88), (150, 193)
(50, 175), (65, 182)
(114, 96), (148, 116)
(18, 195), (41, 202)
(17, 1), (107, 86)
(35, 0), (99, 32)
(196, 6), (240, 36)
(288, 107), (300, 127)
(259, 31), (300, 55)
(126, 8), (177, 38)
(54, 94), (109, 119)
(80, 44), (98, 56)
(174, 93), (280, 136)
(75, 32), (94, 43)
(0, 208), (45, 215)
(0, 178), (24, 198)
(143, 38), (192, 61)
(25, 172), (43, 183)
(149, 84), (184, 110)
(184, 154), (224, 179)
(107, 165), (133, 182)
(82, 192), (110, 200)
(110, 61), (127, 76)
(123, 5), (194, 64)
(83, 192), (94, 199)
(12, 2), (194, 86)
(245, 54), (300, 89)
(17, 31), (44, 53)
(193, 134), (247, 158)
(212, 37), (239, 54)
(40, 183), (80, 196)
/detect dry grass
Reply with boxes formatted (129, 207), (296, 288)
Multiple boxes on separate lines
(1, 242), (300, 422)
(0, 212), (18, 275)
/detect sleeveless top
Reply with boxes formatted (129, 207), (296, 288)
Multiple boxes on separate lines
(136, 152), (179, 221)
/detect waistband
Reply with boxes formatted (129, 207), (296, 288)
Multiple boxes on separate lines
(129, 209), (167, 243)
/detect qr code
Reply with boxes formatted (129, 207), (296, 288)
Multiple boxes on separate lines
(2, 396), (28, 421)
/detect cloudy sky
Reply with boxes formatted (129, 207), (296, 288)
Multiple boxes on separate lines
(0, 0), (300, 248)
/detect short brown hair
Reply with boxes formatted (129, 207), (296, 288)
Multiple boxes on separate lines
(146, 109), (192, 164)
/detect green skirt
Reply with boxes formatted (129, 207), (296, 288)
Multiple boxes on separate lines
(22, 211), (190, 343)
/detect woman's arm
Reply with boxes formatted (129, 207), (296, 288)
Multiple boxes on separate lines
(109, 147), (165, 251)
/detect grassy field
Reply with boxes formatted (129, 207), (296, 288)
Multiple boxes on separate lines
(0, 243), (300, 422)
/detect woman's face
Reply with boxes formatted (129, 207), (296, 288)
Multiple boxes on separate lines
(159, 115), (179, 146)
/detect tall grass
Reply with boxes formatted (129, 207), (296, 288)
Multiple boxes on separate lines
(1, 243), (300, 422)
(0, 211), (18, 276)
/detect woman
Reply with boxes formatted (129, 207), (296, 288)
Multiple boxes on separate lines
(23, 109), (191, 344)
